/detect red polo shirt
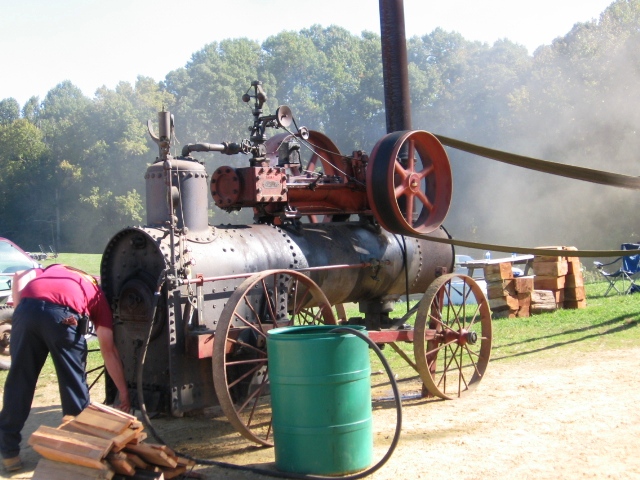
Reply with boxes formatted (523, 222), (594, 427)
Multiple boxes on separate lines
(20, 264), (113, 329)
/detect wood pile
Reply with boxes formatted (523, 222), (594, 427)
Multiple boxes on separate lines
(532, 246), (586, 311)
(484, 263), (533, 318)
(28, 402), (197, 480)
(483, 246), (586, 318)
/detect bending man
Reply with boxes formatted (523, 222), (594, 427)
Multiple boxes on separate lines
(0, 264), (130, 472)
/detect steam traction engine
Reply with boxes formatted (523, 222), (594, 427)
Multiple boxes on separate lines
(100, 81), (491, 446)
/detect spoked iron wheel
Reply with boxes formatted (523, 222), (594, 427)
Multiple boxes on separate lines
(413, 274), (492, 399)
(212, 269), (336, 446)
(367, 130), (452, 236)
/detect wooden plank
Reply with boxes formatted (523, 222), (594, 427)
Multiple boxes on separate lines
(564, 299), (588, 309)
(161, 465), (187, 479)
(31, 444), (112, 471)
(517, 292), (531, 307)
(144, 443), (176, 458)
(89, 402), (137, 421)
(517, 305), (531, 318)
(123, 452), (150, 469)
(533, 246), (565, 262)
(29, 425), (113, 460)
(492, 309), (518, 319)
(534, 275), (566, 290)
(565, 273), (584, 288)
(75, 408), (132, 435)
(60, 420), (143, 450)
(111, 427), (143, 451)
(124, 444), (178, 468)
(483, 262), (513, 281)
(531, 290), (558, 313)
(486, 279), (515, 299)
(564, 286), (586, 301)
(33, 458), (115, 480)
(488, 294), (519, 312)
(514, 276), (534, 293)
(89, 403), (141, 429)
(59, 420), (116, 440)
(532, 260), (568, 277)
(175, 456), (196, 468)
(106, 452), (137, 476)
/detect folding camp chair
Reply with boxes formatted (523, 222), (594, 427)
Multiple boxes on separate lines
(594, 243), (640, 296)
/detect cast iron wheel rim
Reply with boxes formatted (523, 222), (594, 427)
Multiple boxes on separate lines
(212, 269), (336, 446)
(413, 274), (492, 399)
(367, 130), (452, 235)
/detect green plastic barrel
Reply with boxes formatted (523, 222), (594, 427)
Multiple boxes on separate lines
(267, 325), (372, 475)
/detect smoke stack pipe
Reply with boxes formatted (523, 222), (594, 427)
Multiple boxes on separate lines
(379, 0), (412, 133)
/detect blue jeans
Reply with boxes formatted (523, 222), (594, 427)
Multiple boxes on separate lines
(0, 298), (88, 459)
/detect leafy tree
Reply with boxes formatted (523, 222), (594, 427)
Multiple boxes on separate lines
(0, 98), (20, 125)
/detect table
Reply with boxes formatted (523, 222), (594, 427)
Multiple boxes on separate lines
(459, 255), (535, 278)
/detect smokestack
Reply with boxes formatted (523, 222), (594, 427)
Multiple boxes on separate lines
(379, 0), (412, 133)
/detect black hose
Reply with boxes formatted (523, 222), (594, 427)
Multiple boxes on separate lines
(136, 307), (403, 479)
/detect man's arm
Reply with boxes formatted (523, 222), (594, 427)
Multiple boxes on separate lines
(95, 325), (131, 413)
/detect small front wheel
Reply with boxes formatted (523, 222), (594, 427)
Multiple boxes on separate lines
(413, 274), (492, 399)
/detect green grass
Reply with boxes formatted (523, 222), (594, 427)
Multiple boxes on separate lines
(42, 253), (102, 276)
(362, 281), (640, 376)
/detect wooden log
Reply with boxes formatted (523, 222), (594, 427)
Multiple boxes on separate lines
(486, 279), (515, 298)
(564, 286), (586, 301)
(32, 458), (115, 480)
(517, 305), (530, 318)
(534, 275), (566, 290)
(532, 260), (568, 277)
(514, 276), (534, 294)
(483, 262), (513, 281)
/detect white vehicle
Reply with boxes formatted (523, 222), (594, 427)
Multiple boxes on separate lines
(0, 237), (41, 369)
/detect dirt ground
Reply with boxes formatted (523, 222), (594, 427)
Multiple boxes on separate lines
(4, 346), (640, 480)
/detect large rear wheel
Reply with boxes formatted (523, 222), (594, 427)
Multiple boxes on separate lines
(212, 270), (336, 445)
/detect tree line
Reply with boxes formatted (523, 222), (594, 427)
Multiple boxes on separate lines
(1, 0), (638, 253)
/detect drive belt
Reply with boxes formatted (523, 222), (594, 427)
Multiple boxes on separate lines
(426, 134), (640, 257)
(435, 134), (640, 190)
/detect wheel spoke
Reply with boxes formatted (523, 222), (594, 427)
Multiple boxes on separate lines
(414, 190), (434, 212)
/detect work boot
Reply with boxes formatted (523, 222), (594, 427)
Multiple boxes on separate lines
(2, 455), (23, 472)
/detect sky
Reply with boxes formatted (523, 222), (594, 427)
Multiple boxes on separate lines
(1, 0), (615, 107)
